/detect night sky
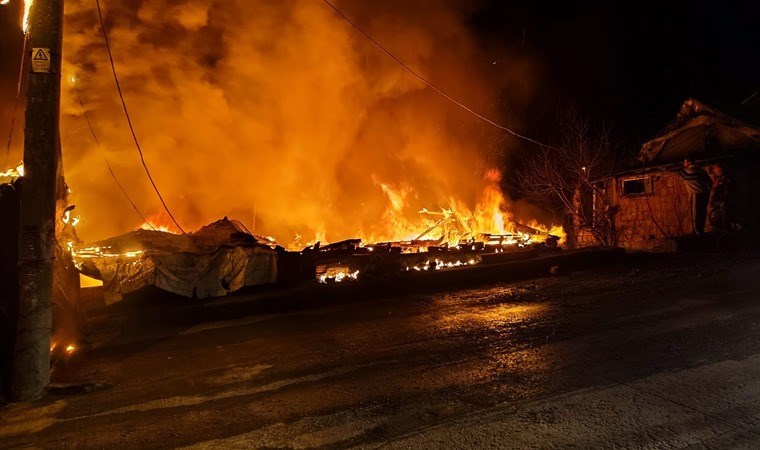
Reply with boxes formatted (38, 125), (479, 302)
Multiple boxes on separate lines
(472, 0), (759, 142)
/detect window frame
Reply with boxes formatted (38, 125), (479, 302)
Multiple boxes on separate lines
(620, 176), (654, 198)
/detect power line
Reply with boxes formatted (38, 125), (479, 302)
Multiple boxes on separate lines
(73, 81), (158, 232)
(94, 0), (190, 237)
(741, 86), (759, 105)
(319, 0), (556, 150)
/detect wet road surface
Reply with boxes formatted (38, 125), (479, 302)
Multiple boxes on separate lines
(2, 253), (760, 448)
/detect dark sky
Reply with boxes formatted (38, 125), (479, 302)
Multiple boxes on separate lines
(472, 0), (759, 143)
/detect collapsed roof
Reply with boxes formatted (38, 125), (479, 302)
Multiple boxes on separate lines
(639, 98), (760, 166)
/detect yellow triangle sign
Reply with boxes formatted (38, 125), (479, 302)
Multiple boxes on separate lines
(31, 48), (51, 73)
(33, 49), (49, 61)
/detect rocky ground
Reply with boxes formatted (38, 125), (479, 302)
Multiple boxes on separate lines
(2, 252), (760, 448)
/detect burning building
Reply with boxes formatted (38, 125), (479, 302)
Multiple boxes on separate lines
(43, 0), (562, 296)
(52, 0), (554, 247)
(1, 0), (566, 390)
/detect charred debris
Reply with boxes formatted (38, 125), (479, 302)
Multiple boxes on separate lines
(71, 217), (561, 303)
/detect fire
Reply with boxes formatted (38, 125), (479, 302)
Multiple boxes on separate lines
(309, 169), (562, 284)
(353, 169), (562, 250)
(318, 268), (360, 284)
(62, 209), (80, 227)
(139, 214), (180, 234)
(140, 222), (177, 234)
(0, 162), (24, 179)
(535, 222), (566, 244)
(72, 246), (144, 259)
(59, 1), (556, 250)
(375, 176), (412, 213)
(410, 258), (479, 272)
(22, 0), (32, 34)
(50, 342), (77, 355)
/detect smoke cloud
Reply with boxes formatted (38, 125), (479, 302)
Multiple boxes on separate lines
(55, 0), (538, 244)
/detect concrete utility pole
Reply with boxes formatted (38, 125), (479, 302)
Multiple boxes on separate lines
(12, 0), (64, 402)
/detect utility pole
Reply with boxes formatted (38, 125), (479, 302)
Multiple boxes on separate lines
(12, 0), (64, 402)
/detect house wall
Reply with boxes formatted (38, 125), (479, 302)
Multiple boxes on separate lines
(613, 170), (696, 251)
(573, 160), (760, 252)
(573, 164), (720, 252)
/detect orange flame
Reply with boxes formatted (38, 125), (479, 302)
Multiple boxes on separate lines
(354, 168), (562, 249)
(60, 1), (561, 248)
(139, 213), (180, 234)
(22, 0), (32, 33)
(0, 162), (24, 179)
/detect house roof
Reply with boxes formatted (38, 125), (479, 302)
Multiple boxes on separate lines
(639, 98), (760, 166)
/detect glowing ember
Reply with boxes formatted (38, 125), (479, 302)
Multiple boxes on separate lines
(318, 269), (360, 284)
(72, 245), (145, 260)
(409, 258), (479, 272)
(65, 344), (75, 354)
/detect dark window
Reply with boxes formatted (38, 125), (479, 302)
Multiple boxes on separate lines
(623, 179), (646, 195)
(622, 177), (653, 197)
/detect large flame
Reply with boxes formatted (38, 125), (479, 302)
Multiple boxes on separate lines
(41, 1), (555, 245)
(360, 168), (560, 248)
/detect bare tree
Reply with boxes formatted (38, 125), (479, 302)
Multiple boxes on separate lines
(516, 106), (619, 246)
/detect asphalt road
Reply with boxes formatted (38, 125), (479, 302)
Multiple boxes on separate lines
(2, 253), (760, 448)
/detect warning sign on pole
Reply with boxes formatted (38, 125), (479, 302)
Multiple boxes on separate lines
(31, 48), (51, 73)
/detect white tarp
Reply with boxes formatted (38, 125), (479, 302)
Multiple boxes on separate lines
(76, 219), (277, 304)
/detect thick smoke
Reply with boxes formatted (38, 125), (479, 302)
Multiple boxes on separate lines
(57, 0), (537, 243)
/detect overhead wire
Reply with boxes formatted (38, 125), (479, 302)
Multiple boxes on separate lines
(319, 0), (557, 150)
(72, 81), (158, 232)
(83, 0), (553, 241)
(94, 0), (190, 237)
